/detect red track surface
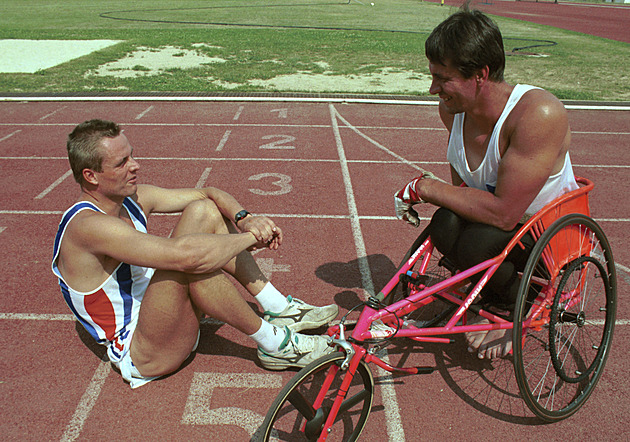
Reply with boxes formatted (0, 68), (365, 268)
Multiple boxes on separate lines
(1, 99), (628, 440)
(433, 0), (630, 44)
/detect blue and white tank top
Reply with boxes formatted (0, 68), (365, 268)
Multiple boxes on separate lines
(52, 198), (155, 362)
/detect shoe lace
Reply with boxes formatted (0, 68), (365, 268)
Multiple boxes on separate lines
(289, 333), (316, 354)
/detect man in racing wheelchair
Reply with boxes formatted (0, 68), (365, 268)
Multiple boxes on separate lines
(394, 7), (578, 359)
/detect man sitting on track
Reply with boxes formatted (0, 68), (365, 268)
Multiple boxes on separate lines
(52, 119), (338, 388)
(394, 7), (578, 359)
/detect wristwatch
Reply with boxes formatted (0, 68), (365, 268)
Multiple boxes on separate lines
(234, 209), (251, 224)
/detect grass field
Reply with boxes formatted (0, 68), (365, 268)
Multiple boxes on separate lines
(1, 0), (628, 100)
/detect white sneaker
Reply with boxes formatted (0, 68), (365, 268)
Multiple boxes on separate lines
(263, 295), (339, 332)
(257, 327), (334, 370)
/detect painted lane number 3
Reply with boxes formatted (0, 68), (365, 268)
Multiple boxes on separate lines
(248, 173), (292, 196)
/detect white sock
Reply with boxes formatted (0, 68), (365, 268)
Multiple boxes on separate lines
(249, 320), (287, 353)
(255, 282), (289, 313)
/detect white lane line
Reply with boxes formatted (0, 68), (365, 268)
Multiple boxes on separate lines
(0, 129), (21, 142)
(1, 95), (629, 111)
(196, 167), (212, 188)
(328, 103), (374, 297)
(1, 121), (629, 136)
(39, 106), (67, 120)
(135, 105), (154, 120)
(215, 129), (231, 151)
(0, 312), (230, 326)
(330, 102), (406, 442)
(0, 210), (63, 214)
(3, 155), (630, 171)
(0, 313), (75, 320)
(573, 131), (630, 135)
(3, 313), (630, 326)
(34, 169), (72, 199)
(233, 105), (244, 120)
(2, 210), (630, 225)
(2, 155), (630, 172)
(60, 359), (110, 442)
(334, 108), (428, 174)
(334, 107), (448, 181)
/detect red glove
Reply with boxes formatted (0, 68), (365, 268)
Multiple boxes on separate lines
(395, 177), (423, 204)
(394, 172), (438, 227)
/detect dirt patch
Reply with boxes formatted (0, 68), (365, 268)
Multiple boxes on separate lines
(85, 45), (227, 79)
(86, 46), (432, 93)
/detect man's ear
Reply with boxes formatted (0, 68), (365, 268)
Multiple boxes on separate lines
(82, 168), (98, 186)
(476, 65), (490, 85)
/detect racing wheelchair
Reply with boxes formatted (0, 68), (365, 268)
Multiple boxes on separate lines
(260, 177), (617, 441)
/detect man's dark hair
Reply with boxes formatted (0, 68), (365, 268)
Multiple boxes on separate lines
(425, 7), (505, 81)
(67, 119), (121, 184)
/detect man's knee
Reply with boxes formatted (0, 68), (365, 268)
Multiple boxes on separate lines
(429, 208), (465, 257)
(184, 199), (220, 220)
(455, 223), (514, 269)
(179, 199), (226, 234)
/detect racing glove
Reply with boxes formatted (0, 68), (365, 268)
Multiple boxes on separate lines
(394, 171), (438, 227)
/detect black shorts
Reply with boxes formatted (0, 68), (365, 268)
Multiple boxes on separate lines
(428, 207), (535, 307)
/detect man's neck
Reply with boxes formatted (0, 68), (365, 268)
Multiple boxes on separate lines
(465, 81), (514, 134)
(79, 190), (125, 217)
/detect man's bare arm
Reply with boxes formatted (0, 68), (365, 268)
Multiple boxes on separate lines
(71, 211), (260, 275)
(136, 185), (282, 247)
(136, 185), (239, 216)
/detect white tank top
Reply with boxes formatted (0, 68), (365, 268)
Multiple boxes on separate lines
(446, 84), (578, 216)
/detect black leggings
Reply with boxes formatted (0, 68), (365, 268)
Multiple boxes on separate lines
(428, 208), (536, 307)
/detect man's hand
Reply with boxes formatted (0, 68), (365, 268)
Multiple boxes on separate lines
(237, 215), (283, 250)
(394, 171), (439, 227)
(394, 198), (420, 227)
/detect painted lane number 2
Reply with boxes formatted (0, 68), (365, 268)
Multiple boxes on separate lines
(259, 134), (295, 150)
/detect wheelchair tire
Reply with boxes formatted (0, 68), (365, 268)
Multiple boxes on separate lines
(259, 352), (374, 441)
(513, 214), (616, 421)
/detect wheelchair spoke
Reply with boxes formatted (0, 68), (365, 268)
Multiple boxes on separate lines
(261, 352), (374, 441)
(287, 389), (316, 421)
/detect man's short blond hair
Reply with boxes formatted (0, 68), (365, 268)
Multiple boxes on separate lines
(67, 119), (121, 184)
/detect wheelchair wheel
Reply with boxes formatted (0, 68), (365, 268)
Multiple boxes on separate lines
(260, 352), (374, 441)
(513, 214), (616, 421)
(387, 226), (457, 327)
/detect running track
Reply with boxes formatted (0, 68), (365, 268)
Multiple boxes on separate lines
(2, 1), (630, 439)
(445, 0), (630, 44)
(0, 99), (628, 440)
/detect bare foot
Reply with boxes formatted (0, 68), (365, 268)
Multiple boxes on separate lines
(476, 327), (512, 359)
(464, 315), (490, 354)
(465, 315), (512, 359)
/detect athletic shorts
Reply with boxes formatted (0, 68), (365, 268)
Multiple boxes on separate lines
(112, 329), (201, 389)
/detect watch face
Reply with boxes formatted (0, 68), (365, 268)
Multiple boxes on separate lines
(235, 210), (250, 223)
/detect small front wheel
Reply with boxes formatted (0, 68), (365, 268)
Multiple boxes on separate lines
(259, 352), (374, 441)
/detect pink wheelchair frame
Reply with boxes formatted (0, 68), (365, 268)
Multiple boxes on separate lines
(261, 177), (617, 440)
